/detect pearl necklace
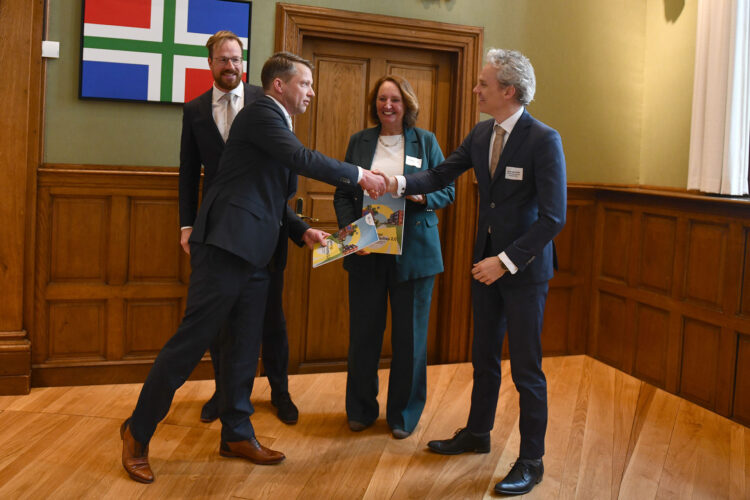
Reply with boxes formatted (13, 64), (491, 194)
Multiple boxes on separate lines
(378, 134), (403, 148)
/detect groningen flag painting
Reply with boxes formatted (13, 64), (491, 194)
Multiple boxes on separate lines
(80, 0), (252, 103)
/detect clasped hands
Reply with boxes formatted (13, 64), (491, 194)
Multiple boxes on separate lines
(358, 170), (424, 203)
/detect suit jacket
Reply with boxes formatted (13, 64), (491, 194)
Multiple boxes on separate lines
(190, 96), (360, 268)
(404, 110), (566, 285)
(178, 83), (308, 269)
(334, 126), (455, 282)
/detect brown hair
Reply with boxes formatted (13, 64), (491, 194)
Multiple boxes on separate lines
(205, 30), (243, 58)
(368, 75), (419, 128)
(260, 52), (314, 90)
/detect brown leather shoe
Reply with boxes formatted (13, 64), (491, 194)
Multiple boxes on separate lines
(219, 437), (285, 465)
(120, 418), (154, 483)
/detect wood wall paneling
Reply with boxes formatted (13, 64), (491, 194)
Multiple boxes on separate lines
(47, 301), (106, 361)
(637, 213), (677, 294)
(0, 0), (45, 394)
(30, 167), (203, 387)
(600, 208), (632, 284)
(741, 228), (750, 317)
(129, 199), (183, 282)
(633, 303), (670, 387)
(734, 333), (750, 425)
(595, 291), (630, 370)
(679, 317), (720, 409)
(683, 220), (728, 309)
(541, 288), (572, 355)
(124, 299), (183, 359)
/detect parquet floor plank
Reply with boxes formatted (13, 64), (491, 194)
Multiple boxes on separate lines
(0, 356), (747, 499)
(617, 385), (680, 500)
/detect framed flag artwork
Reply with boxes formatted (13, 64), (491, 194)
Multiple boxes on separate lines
(79, 0), (252, 103)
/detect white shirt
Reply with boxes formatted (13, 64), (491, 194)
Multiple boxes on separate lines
(212, 83), (244, 140)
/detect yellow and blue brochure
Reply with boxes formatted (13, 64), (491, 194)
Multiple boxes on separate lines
(312, 213), (379, 268)
(362, 192), (405, 255)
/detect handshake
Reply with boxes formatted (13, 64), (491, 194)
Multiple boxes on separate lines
(357, 169), (397, 199)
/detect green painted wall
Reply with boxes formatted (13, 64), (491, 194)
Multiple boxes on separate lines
(44, 0), (697, 186)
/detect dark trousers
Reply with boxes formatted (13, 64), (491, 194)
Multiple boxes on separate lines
(466, 243), (549, 459)
(346, 254), (435, 432)
(208, 268), (289, 398)
(130, 243), (269, 444)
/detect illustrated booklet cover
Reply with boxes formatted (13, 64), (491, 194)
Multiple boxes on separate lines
(362, 192), (405, 255)
(312, 213), (379, 268)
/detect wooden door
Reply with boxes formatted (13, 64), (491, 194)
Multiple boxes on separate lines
(283, 38), (456, 373)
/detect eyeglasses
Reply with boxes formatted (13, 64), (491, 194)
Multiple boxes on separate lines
(212, 57), (242, 66)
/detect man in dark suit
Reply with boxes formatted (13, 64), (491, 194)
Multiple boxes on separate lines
(179, 30), (306, 426)
(381, 48), (566, 496)
(120, 51), (386, 484)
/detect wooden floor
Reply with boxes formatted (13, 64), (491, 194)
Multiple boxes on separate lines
(0, 355), (748, 499)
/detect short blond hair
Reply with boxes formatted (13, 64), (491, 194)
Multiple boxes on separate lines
(206, 30), (243, 58)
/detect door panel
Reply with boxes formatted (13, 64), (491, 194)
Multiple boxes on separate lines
(285, 37), (456, 373)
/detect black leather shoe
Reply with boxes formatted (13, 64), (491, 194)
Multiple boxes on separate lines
(200, 394), (219, 423)
(494, 458), (544, 495)
(271, 392), (299, 425)
(427, 428), (490, 455)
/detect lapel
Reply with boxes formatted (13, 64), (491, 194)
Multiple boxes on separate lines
(403, 127), (422, 175)
(359, 127), (379, 170)
(197, 88), (224, 145)
(242, 82), (250, 107)
(490, 109), (532, 186)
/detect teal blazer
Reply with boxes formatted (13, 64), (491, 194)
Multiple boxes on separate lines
(334, 126), (455, 282)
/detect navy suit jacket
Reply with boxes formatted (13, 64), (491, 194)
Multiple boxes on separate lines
(179, 83), (309, 269)
(404, 110), (566, 285)
(190, 96), (360, 268)
(334, 126), (455, 282)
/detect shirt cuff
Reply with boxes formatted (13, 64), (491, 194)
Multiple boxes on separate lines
(181, 226), (193, 230)
(395, 175), (406, 197)
(498, 252), (518, 275)
(356, 166), (363, 182)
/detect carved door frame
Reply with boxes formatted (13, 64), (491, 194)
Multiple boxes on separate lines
(275, 3), (483, 363)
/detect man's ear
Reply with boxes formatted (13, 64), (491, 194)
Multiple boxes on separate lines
(272, 77), (284, 95)
(504, 85), (516, 99)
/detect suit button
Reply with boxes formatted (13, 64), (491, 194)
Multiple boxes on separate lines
(279, 220), (283, 226)
(490, 202), (496, 209)
(416, 221), (421, 226)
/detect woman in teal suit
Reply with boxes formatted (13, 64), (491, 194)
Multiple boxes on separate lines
(333, 75), (455, 439)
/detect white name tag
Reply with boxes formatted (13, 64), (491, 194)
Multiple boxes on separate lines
(505, 166), (523, 181)
(405, 156), (423, 169)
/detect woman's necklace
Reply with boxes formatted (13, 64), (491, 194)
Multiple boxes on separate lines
(378, 134), (403, 148)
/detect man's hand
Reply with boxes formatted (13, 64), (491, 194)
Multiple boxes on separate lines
(359, 169), (387, 198)
(471, 256), (506, 285)
(406, 194), (425, 204)
(301, 228), (330, 249)
(372, 170), (398, 195)
(180, 227), (192, 255)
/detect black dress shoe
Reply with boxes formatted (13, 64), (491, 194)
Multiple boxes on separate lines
(271, 392), (299, 424)
(494, 458), (544, 495)
(427, 428), (490, 455)
(200, 394), (219, 423)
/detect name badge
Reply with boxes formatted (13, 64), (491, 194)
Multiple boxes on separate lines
(505, 166), (523, 181)
(405, 156), (423, 169)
